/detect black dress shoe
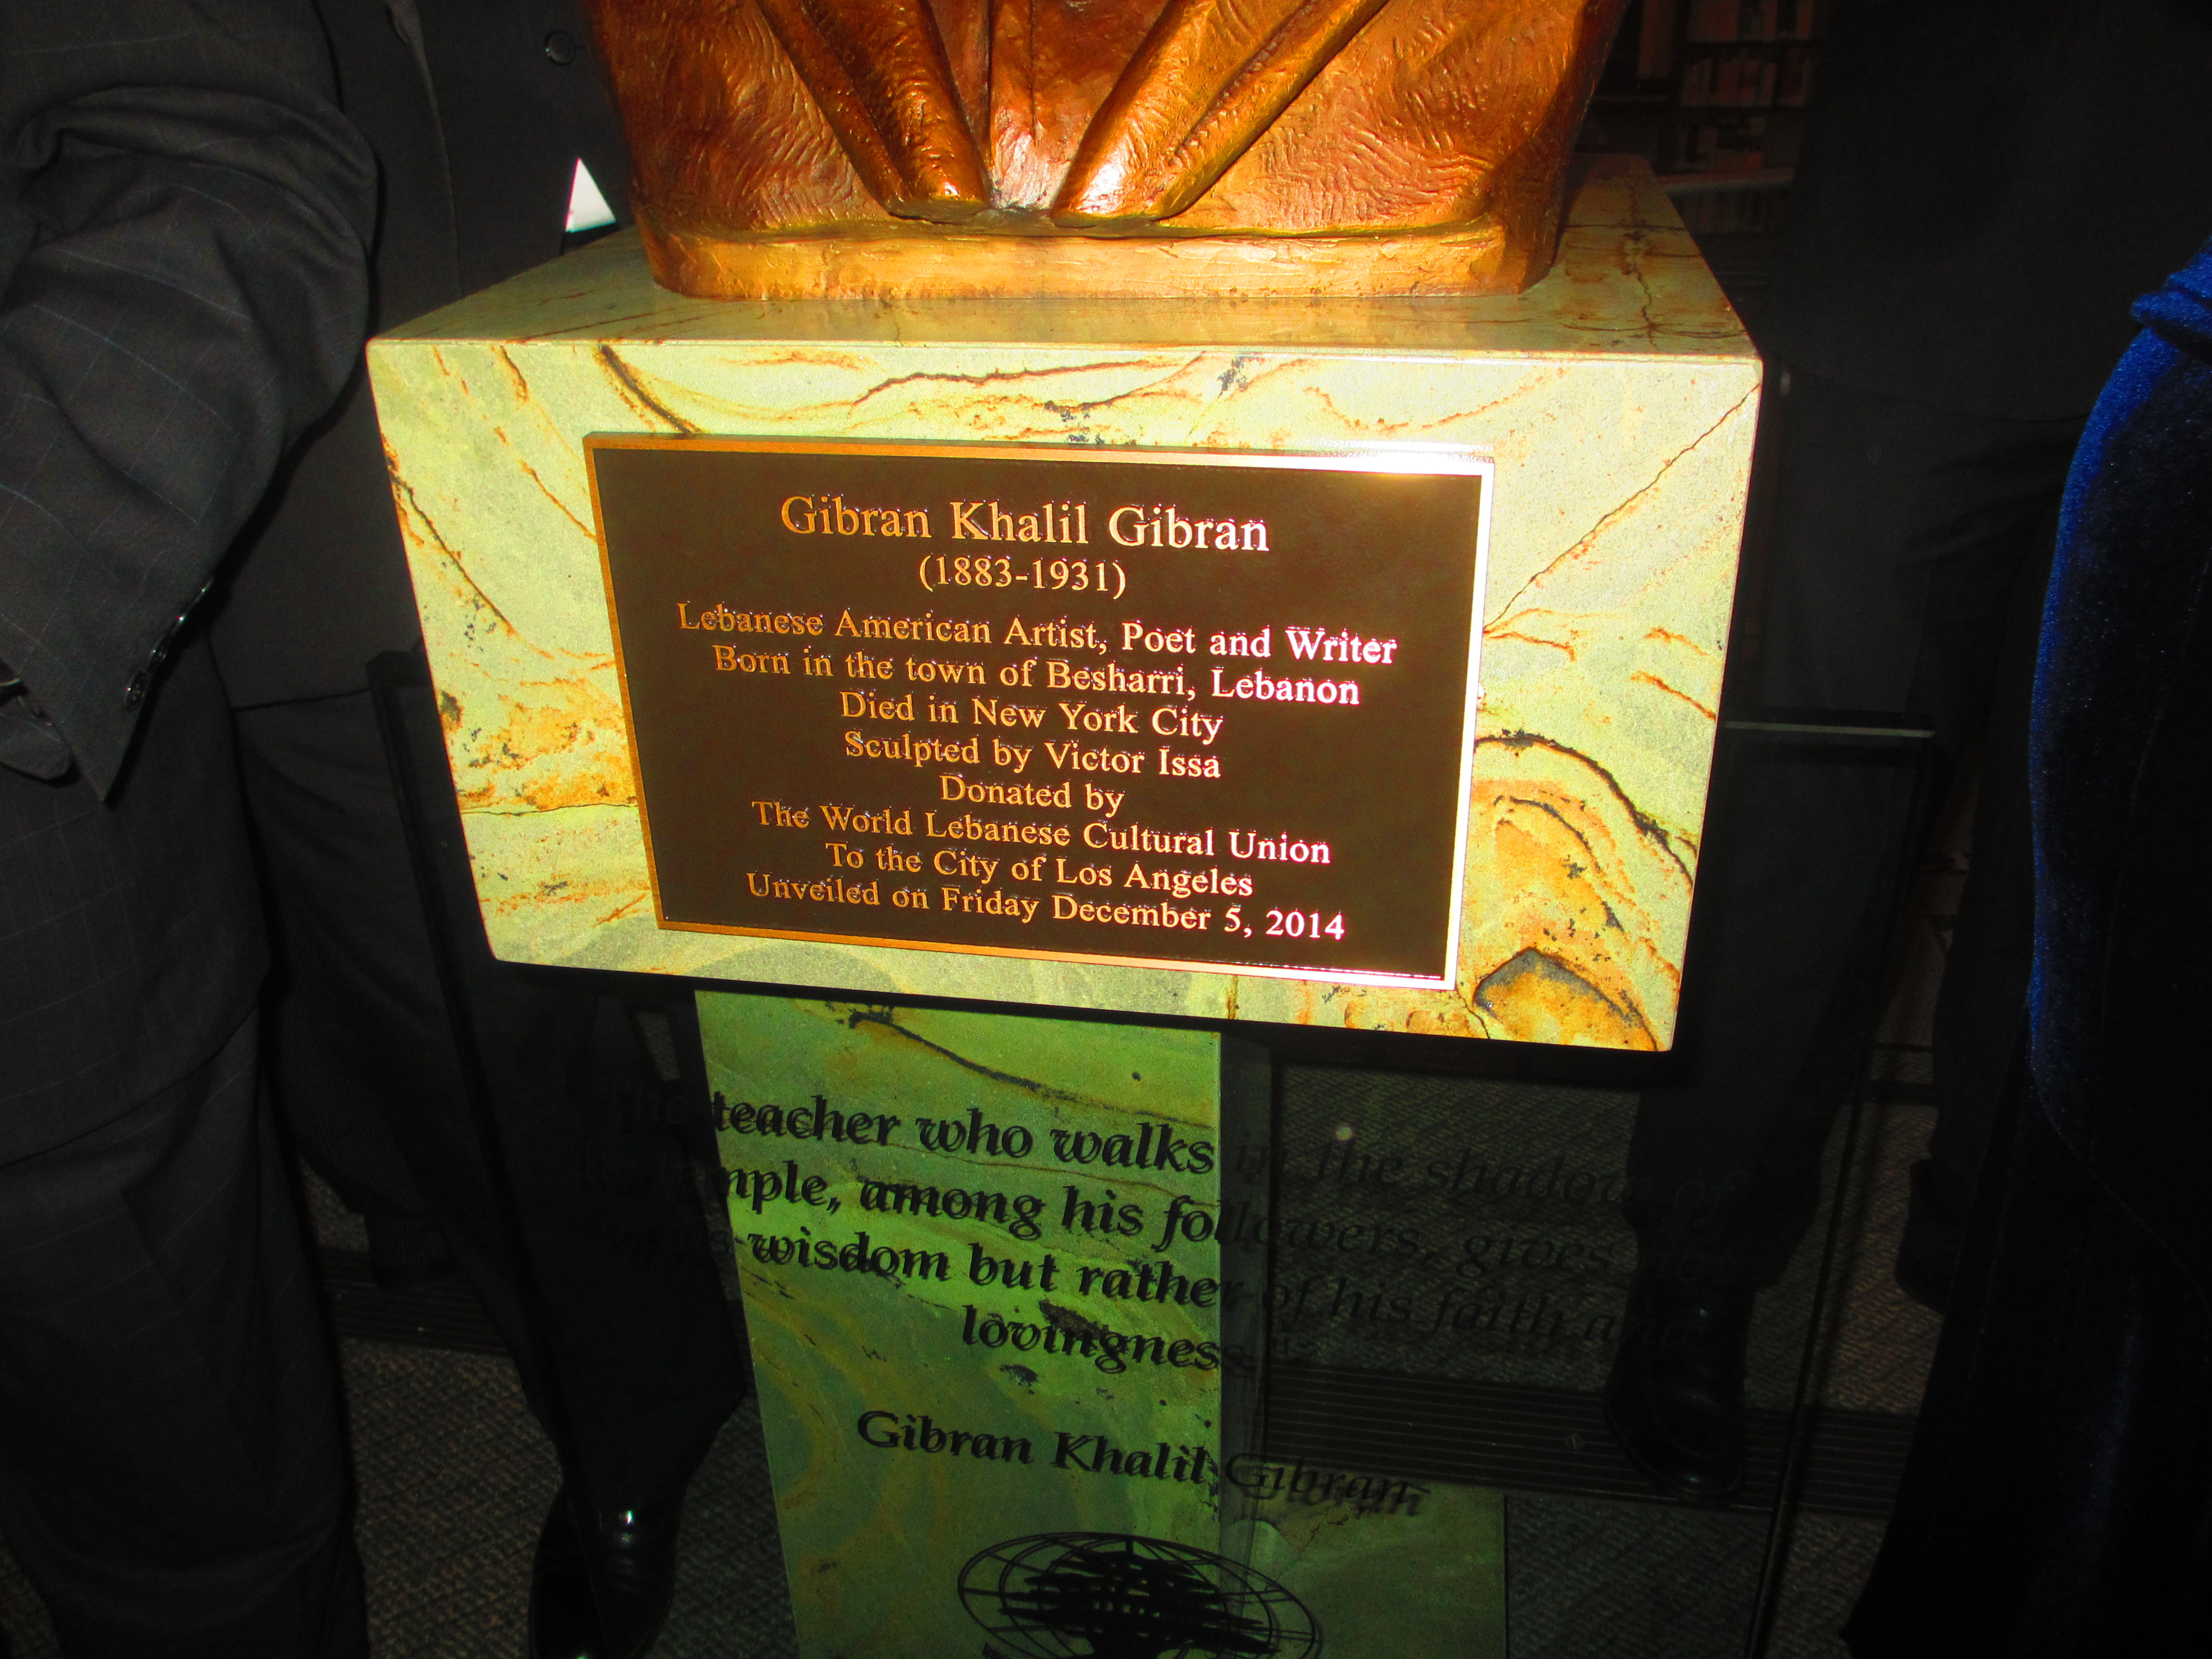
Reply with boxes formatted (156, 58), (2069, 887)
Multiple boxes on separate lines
(529, 1497), (601, 1659)
(1603, 1273), (1756, 1507)
(528, 1489), (679, 1659)
(1893, 1229), (1957, 1315)
(1893, 1160), (1965, 1315)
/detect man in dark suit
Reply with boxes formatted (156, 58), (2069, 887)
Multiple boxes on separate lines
(1848, 232), (2212, 1656)
(212, 6), (745, 1655)
(0, 2), (374, 1652)
(1606, 0), (2212, 1507)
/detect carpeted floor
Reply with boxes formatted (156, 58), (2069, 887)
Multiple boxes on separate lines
(336, 1346), (797, 1659)
(0, 1074), (1941, 1659)
(0, 819), (1971, 1659)
(1263, 1060), (1942, 1659)
(0, 1297), (798, 1659)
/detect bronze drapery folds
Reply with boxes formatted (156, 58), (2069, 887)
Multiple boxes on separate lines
(580, 0), (1630, 297)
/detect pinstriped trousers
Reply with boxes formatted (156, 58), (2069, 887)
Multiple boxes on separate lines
(0, 1013), (363, 1657)
(0, 639), (361, 1656)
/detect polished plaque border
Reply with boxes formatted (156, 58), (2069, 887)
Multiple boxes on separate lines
(586, 437), (1493, 992)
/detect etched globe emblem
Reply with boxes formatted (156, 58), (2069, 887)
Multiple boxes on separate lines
(959, 1532), (1321, 1659)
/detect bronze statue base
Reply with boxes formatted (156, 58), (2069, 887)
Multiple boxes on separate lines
(583, 1), (1630, 302)
(638, 208), (1541, 302)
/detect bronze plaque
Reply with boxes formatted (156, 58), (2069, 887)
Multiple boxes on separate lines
(588, 439), (1488, 988)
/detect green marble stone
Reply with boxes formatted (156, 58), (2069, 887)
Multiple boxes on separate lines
(1227, 1464), (1507, 1657)
(701, 994), (1270, 1656)
(368, 158), (1761, 1051)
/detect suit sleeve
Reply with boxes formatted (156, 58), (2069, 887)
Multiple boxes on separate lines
(0, 0), (374, 791)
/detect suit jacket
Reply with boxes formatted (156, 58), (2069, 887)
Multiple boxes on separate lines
(0, 0), (373, 1149)
(1763, 0), (2212, 420)
(0, 0), (375, 786)
(212, 0), (632, 707)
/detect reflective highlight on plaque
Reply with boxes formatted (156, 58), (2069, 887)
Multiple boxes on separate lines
(591, 440), (1489, 987)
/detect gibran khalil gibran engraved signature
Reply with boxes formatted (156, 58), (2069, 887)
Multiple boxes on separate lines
(577, 0), (1630, 294)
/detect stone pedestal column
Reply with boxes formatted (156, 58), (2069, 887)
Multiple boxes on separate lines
(700, 993), (1272, 1656)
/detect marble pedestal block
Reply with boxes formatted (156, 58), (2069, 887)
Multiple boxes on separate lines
(368, 155), (1757, 1049)
(698, 994), (1272, 1656)
(1224, 1463), (1506, 1657)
